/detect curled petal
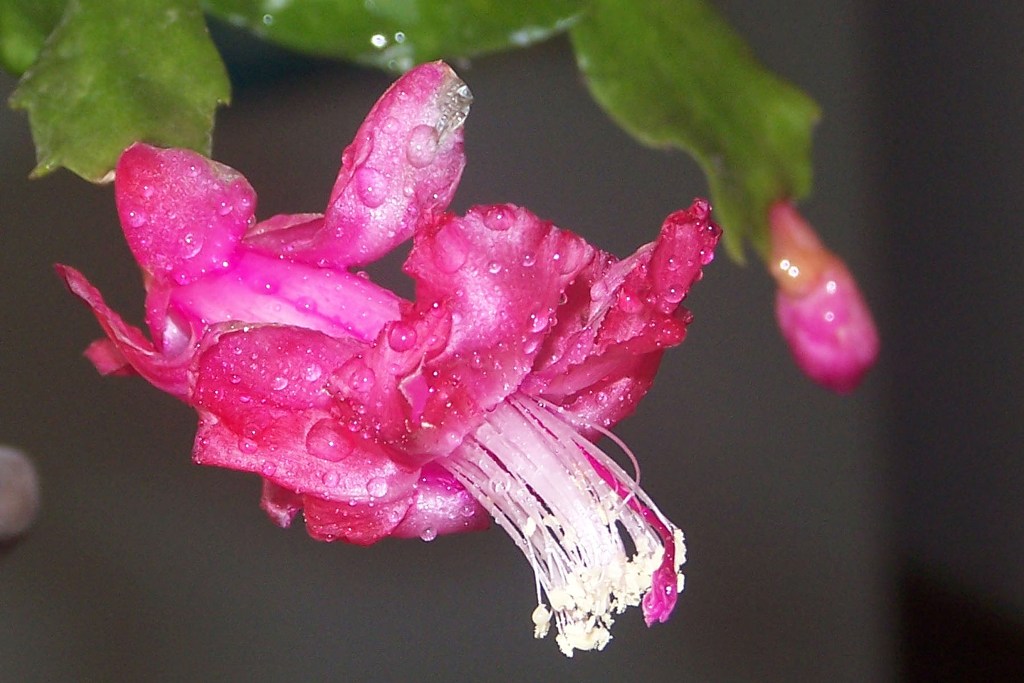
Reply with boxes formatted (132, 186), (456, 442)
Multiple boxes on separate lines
(56, 264), (191, 398)
(169, 251), (403, 343)
(401, 204), (595, 455)
(277, 62), (469, 267)
(526, 200), (721, 427)
(115, 143), (256, 286)
(769, 202), (879, 392)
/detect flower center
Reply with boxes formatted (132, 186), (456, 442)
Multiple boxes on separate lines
(445, 394), (685, 656)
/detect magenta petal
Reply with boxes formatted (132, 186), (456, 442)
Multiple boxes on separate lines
(285, 62), (469, 267)
(260, 479), (303, 528)
(56, 264), (191, 398)
(115, 144), (256, 286)
(399, 204), (596, 453)
(169, 251), (403, 343)
(391, 463), (490, 540)
(302, 494), (414, 545)
(527, 200), (720, 426)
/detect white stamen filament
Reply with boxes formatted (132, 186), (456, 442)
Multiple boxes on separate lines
(445, 393), (685, 656)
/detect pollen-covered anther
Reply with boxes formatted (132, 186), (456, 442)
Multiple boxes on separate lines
(446, 393), (685, 657)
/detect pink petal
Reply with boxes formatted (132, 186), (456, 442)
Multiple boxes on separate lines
(301, 494), (414, 546)
(56, 264), (192, 398)
(399, 204), (595, 455)
(168, 251), (403, 343)
(115, 143), (256, 286)
(526, 200), (721, 427)
(390, 463), (490, 540)
(274, 62), (469, 267)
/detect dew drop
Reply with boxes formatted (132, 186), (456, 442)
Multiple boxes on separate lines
(271, 376), (289, 391)
(126, 210), (147, 228)
(304, 364), (323, 382)
(181, 232), (202, 258)
(433, 224), (468, 273)
(370, 33), (387, 48)
(487, 260), (502, 275)
(406, 125), (439, 168)
(261, 460), (277, 476)
(217, 201), (233, 216)
(663, 284), (685, 304)
(295, 296), (317, 313)
(521, 252), (536, 267)
(388, 322), (418, 351)
(483, 206), (513, 231)
(306, 419), (353, 461)
(419, 527), (437, 542)
(238, 438), (258, 454)
(353, 167), (387, 208)
(367, 477), (388, 498)
(529, 310), (549, 333)
(323, 470), (340, 487)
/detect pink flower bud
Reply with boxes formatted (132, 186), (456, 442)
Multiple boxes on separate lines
(769, 202), (879, 393)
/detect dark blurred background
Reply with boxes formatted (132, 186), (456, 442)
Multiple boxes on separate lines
(1, 2), (1021, 681)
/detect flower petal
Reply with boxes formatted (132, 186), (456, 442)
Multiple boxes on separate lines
(400, 204), (595, 453)
(168, 251), (403, 343)
(56, 264), (192, 398)
(526, 200), (721, 427)
(270, 62), (469, 267)
(390, 463), (491, 540)
(115, 143), (256, 286)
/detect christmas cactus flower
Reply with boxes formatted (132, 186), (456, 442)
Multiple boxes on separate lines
(768, 202), (879, 393)
(58, 62), (721, 655)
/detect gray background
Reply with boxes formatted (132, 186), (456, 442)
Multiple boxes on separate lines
(1, 2), (1019, 680)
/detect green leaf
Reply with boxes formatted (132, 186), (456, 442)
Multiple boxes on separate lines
(203, 0), (585, 71)
(0, 0), (67, 75)
(570, 0), (819, 261)
(9, 0), (230, 182)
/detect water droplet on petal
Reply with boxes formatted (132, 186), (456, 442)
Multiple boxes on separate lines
(522, 252), (536, 267)
(388, 322), (418, 351)
(323, 470), (340, 487)
(433, 224), (468, 273)
(406, 125), (439, 168)
(239, 438), (258, 454)
(483, 207), (513, 231)
(217, 201), (233, 216)
(367, 477), (388, 498)
(529, 310), (549, 333)
(261, 460), (277, 476)
(487, 260), (502, 275)
(271, 376), (289, 391)
(304, 364), (323, 382)
(663, 284), (685, 304)
(419, 527), (438, 542)
(126, 211), (147, 228)
(353, 167), (387, 208)
(306, 419), (353, 462)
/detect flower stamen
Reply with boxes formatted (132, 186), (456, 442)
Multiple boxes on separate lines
(446, 393), (685, 656)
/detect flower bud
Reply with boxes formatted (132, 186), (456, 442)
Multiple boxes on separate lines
(768, 202), (879, 393)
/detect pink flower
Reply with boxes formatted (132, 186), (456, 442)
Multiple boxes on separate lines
(769, 202), (879, 393)
(58, 62), (720, 655)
